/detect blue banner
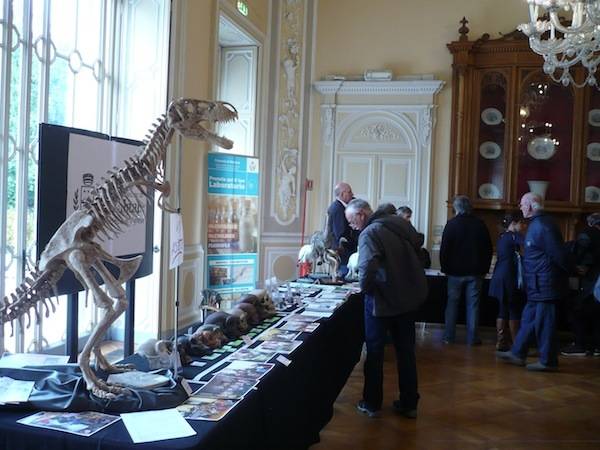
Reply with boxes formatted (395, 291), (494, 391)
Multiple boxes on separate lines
(206, 153), (259, 299)
(207, 153), (259, 196)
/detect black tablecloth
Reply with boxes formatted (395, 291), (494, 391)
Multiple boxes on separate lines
(0, 294), (364, 450)
(418, 274), (570, 330)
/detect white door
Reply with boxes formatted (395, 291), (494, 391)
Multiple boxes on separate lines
(218, 46), (257, 155)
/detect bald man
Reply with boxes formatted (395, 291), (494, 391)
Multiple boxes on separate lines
(326, 182), (358, 277)
(497, 192), (568, 371)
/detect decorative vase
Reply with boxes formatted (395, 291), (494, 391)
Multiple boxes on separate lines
(527, 180), (549, 199)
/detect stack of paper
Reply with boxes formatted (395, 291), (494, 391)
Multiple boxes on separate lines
(0, 352), (69, 368)
(121, 409), (196, 443)
(107, 371), (170, 389)
(0, 376), (35, 404)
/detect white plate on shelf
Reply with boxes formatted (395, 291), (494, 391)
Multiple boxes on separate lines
(479, 141), (502, 159)
(588, 109), (600, 127)
(585, 186), (600, 203)
(527, 136), (556, 160)
(478, 183), (502, 199)
(587, 142), (600, 161)
(481, 108), (503, 126)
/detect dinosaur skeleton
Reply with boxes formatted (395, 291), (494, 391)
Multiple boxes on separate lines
(0, 99), (237, 398)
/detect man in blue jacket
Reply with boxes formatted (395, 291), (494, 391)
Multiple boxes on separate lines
(440, 196), (493, 345)
(497, 192), (568, 371)
(345, 199), (428, 419)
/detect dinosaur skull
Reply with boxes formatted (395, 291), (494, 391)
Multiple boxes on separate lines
(167, 98), (238, 149)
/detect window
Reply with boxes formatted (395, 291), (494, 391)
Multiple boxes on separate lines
(0, 0), (169, 357)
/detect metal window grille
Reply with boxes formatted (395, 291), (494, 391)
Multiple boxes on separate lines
(0, 0), (169, 356)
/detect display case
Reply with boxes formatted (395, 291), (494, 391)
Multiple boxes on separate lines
(447, 20), (598, 241)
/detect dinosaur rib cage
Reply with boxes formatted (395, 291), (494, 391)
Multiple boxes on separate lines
(0, 114), (173, 334)
(84, 115), (173, 242)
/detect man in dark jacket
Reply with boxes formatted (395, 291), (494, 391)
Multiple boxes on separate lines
(345, 199), (428, 419)
(497, 192), (568, 371)
(440, 195), (493, 345)
(561, 212), (600, 356)
(326, 182), (358, 277)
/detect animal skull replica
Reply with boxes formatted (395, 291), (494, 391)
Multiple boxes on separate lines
(0, 99), (237, 398)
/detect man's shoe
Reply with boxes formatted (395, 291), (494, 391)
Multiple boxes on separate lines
(356, 400), (381, 418)
(392, 400), (417, 419)
(593, 348), (600, 357)
(496, 350), (526, 366)
(560, 343), (588, 357)
(442, 338), (454, 345)
(526, 361), (558, 372)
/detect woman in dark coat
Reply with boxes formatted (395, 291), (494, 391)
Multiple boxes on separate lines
(489, 212), (525, 351)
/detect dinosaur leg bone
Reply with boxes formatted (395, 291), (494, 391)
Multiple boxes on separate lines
(89, 259), (136, 373)
(66, 249), (129, 398)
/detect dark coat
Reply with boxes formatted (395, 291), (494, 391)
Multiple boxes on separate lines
(574, 225), (600, 297)
(440, 213), (493, 276)
(358, 211), (428, 317)
(489, 231), (523, 302)
(522, 212), (568, 302)
(327, 199), (358, 265)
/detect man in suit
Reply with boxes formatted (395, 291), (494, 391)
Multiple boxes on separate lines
(440, 195), (493, 345)
(326, 182), (358, 277)
(497, 192), (568, 371)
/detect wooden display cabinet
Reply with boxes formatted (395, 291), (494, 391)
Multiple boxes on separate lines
(447, 19), (600, 243)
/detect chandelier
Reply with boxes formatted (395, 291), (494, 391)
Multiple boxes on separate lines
(519, 0), (600, 88)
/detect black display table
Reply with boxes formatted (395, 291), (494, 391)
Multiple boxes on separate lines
(418, 272), (570, 330)
(0, 294), (364, 450)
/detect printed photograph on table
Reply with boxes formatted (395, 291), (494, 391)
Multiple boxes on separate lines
(217, 361), (275, 379)
(258, 340), (302, 354)
(177, 397), (240, 421)
(17, 411), (120, 437)
(280, 321), (320, 332)
(231, 347), (276, 362)
(195, 374), (258, 400)
(258, 328), (300, 342)
(283, 314), (317, 323)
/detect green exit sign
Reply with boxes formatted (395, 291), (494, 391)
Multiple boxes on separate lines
(237, 1), (249, 16)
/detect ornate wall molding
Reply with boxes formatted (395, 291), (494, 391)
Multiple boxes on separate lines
(419, 105), (437, 148)
(271, 0), (307, 226)
(359, 123), (400, 142)
(313, 80), (444, 96)
(313, 79), (444, 247)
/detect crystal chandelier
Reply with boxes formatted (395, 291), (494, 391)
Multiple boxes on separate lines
(519, 0), (600, 87)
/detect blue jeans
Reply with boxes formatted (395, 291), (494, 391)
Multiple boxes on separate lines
(363, 294), (419, 411)
(512, 300), (558, 366)
(444, 275), (483, 344)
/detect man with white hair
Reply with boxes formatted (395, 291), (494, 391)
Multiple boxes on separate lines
(497, 192), (568, 371)
(345, 198), (427, 419)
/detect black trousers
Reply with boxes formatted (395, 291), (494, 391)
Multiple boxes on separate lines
(362, 295), (419, 411)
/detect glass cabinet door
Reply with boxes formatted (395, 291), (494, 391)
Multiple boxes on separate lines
(583, 89), (600, 205)
(516, 70), (574, 203)
(475, 71), (507, 201)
